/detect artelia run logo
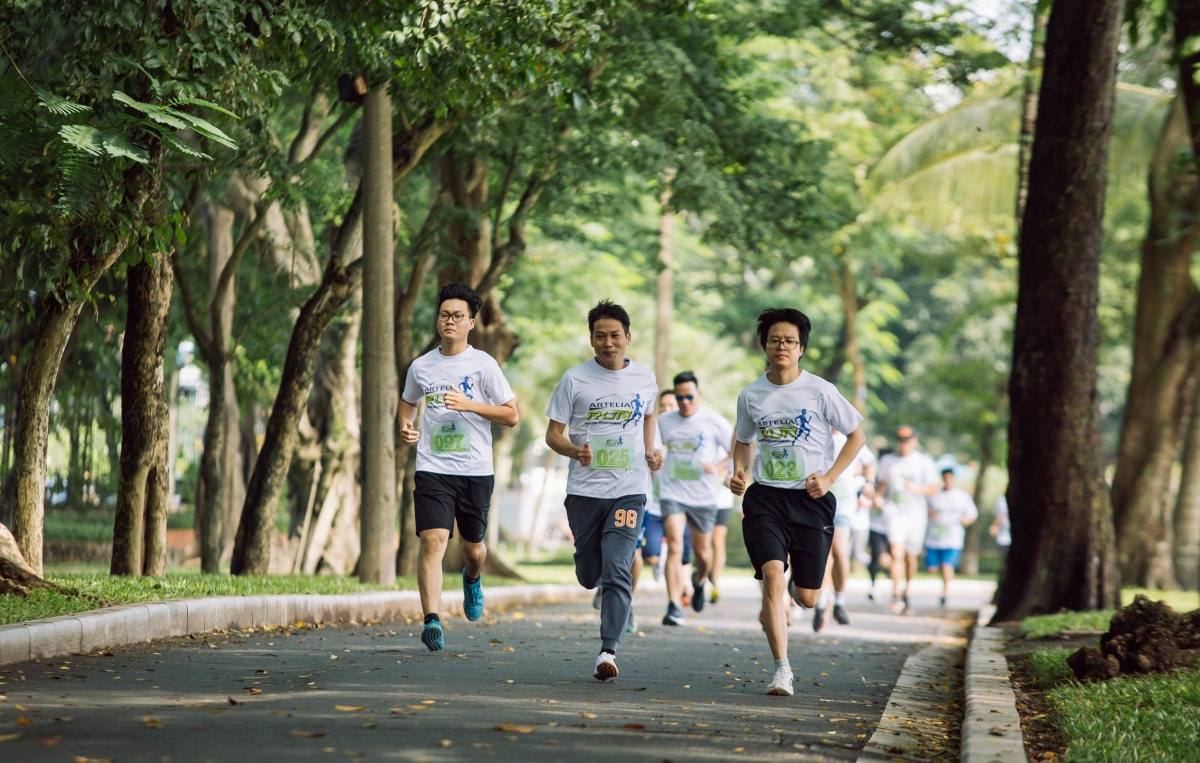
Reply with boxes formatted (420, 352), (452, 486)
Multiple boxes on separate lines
(758, 410), (814, 445)
(586, 393), (646, 429)
(423, 376), (476, 407)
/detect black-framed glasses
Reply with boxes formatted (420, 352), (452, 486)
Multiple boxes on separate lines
(674, 394), (696, 402)
(438, 312), (468, 324)
(765, 338), (801, 349)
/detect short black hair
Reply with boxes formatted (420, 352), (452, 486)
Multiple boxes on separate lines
(673, 371), (698, 388)
(756, 308), (811, 350)
(659, 389), (675, 400)
(438, 282), (483, 318)
(941, 467), (956, 476)
(588, 299), (631, 334)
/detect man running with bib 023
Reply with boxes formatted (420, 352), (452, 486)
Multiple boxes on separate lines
(730, 308), (865, 697)
(399, 283), (519, 651)
(546, 300), (662, 681)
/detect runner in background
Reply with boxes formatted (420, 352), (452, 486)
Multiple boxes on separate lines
(709, 474), (736, 604)
(866, 447), (893, 601)
(925, 468), (978, 607)
(813, 427), (875, 630)
(878, 428), (939, 616)
(625, 390), (677, 632)
(990, 494), (1011, 560)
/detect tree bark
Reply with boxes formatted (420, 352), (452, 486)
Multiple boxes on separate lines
(1175, 371), (1200, 590)
(111, 256), (174, 576)
(994, 0), (1125, 621)
(830, 252), (866, 415)
(1015, 9), (1049, 232)
(1111, 94), (1200, 589)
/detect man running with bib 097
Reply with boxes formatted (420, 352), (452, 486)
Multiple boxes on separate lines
(730, 308), (865, 697)
(546, 300), (662, 681)
(399, 283), (519, 651)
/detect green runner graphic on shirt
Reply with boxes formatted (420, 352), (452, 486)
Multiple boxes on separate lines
(761, 445), (803, 483)
(431, 423), (471, 453)
(589, 434), (633, 470)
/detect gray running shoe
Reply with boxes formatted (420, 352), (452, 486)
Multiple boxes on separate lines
(626, 607), (638, 633)
(662, 603), (686, 626)
(832, 603), (852, 625)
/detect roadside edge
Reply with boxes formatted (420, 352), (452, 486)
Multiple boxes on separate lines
(959, 604), (1026, 763)
(0, 583), (587, 667)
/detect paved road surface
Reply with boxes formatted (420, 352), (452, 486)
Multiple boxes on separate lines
(0, 577), (992, 763)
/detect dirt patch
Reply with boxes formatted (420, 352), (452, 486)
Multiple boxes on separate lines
(1005, 654), (1067, 763)
(1067, 595), (1200, 681)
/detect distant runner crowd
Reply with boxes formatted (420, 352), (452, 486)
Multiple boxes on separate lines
(399, 282), (1013, 697)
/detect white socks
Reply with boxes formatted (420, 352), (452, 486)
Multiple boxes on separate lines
(774, 658), (790, 672)
(834, 591), (847, 606)
(817, 590), (831, 608)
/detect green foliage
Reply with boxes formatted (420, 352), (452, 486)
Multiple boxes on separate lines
(1026, 648), (1075, 688)
(1020, 611), (1115, 639)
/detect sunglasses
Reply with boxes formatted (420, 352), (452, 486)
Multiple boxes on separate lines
(674, 394), (696, 402)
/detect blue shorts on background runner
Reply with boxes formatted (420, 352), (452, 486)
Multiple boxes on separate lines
(924, 547), (962, 569)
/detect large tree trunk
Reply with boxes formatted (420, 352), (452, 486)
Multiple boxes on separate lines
(1111, 94), (1200, 589)
(1015, 9), (1049, 231)
(830, 252), (866, 415)
(1175, 372), (1200, 590)
(111, 256), (174, 576)
(0, 522), (59, 597)
(994, 0), (1125, 621)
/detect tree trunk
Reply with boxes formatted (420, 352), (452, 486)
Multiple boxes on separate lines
(0, 521), (59, 596)
(1175, 373), (1200, 590)
(994, 0), (1126, 621)
(831, 253), (866, 415)
(111, 257), (174, 576)
(1111, 94), (1200, 588)
(1015, 9), (1049, 231)
(396, 446), (419, 577)
(655, 199), (674, 388)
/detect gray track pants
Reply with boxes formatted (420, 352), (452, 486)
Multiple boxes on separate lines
(565, 493), (646, 653)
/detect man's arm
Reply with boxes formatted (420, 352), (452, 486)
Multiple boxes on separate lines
(399, 399), (421, 444)
(805, 424), (866, 498)
(643, 413), (662, 471)
(444, 390), (519, 427)
(729, 440), (754, 496)
(546, 420), (591, 465)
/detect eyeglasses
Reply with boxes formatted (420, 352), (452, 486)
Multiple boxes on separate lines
(674, 394), (696, 402)
(765, 338), (801, 349)
(438, 312), (469, 324)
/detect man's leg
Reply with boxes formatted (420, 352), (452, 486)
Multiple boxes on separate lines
(418, 529), (450, 616)
(830, 526), (852, 624)
(663, 512), (688, 612)
(889, 541), (907, 602)
(941, 561), (954, 602)
(462, 540), (486, 579)
(711, 522), (728, 601)
(761, 560), (790, 660)
(686, 507), (717, 613)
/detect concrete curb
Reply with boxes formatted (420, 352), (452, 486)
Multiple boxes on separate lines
(0, 583), (587, 667)
(960, 605), (1026, 763)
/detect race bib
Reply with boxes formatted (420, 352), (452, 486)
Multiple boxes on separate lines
(761, 446), (803, 483)
(929, 522), (950, 539)
(590, 435), (633, 470)
(430, 424), (471, 453)
(668, 455), (703, 481)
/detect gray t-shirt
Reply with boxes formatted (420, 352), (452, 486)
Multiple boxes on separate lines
(734, 372), (863, 490)
(658, 408), (734, 508)
(402, 345), (515, 476)
(545, 358), (658, 499)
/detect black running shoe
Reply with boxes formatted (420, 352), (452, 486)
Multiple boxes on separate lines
(832, 603), (852, 625)
(812, 604), (828, 632)
(662, 603), (686, 626)
(691, 573), (706, 613)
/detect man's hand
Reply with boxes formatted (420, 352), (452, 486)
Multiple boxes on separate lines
(576, 442), (593, 466)
(646, 448), (663, 472)
(730, 470), (748, 496)
(806, 472), (832, 499)
(443, 390), (475, 413)
(400, 420), (420, 444)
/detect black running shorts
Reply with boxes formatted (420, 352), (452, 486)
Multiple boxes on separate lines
(741, 482), (835, 590)
(413, 471), (494, 543)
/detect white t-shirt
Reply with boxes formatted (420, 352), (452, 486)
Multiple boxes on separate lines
(658, 408), (734, 508)
(878, 451), (939, 518)
(646, 429), (665, 516)
(401, 345), (515, 476)
(994, 495), (1011, 547)
(830, 431), (875, 514)
(545, 358), (658, 499)
(734, 372), (864, 490)
(925, 487), (978, 549)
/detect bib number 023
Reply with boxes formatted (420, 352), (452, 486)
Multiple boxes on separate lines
(589, 435), (632, 470)
(762, 446), (802, 482)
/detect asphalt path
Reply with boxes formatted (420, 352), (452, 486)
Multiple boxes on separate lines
(0, 577), (992, 763)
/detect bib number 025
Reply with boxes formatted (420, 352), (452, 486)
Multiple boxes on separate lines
(589, 435), (632, 470)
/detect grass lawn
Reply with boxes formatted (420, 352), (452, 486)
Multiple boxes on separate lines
(0, 571), (415, 627)
(1023, 648), (1200, 763)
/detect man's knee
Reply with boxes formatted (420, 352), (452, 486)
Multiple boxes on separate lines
(420, 531), (449, 553)
(793, 587), (819, 608)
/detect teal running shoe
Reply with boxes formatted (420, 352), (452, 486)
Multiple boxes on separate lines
(463, 567), (484, 622)
(421, 620), (444, 651)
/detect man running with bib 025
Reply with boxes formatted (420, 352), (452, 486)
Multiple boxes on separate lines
(546, 300), (662, 681)
(730, 308), (865, 697)
(399, 283), (519, 651)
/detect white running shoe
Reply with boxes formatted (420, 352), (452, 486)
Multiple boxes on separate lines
(766, 667), (794, 696)
(653, 556), (665, 582)
(593, 652), (618, 681)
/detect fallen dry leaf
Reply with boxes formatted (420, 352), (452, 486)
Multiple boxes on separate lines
(420, 700), (436, 704)
(511, 612), (525, 620)
(472, 743), (492, 749)
(438, 739), (452, 747)
(289, 730), (326, 738)
(693, 722), (711, 728)
(0, 732), (21, 742)
(14, 704), (26, 711)
(334, 705), (365, 712)
(579, 712), (597, 719)
(246, 688), (262, 696)
(502, 646), (515, 652)
(492, 723), (534, 733)
(73, 757), (114, 763)
(142, 717), (164, 729)
(17, 717), (29, 726)
(37, 737), (61, 747)
(624, 723), (646, 729)
(227, 697), (243, 706)
(407, 705), (429, 710)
